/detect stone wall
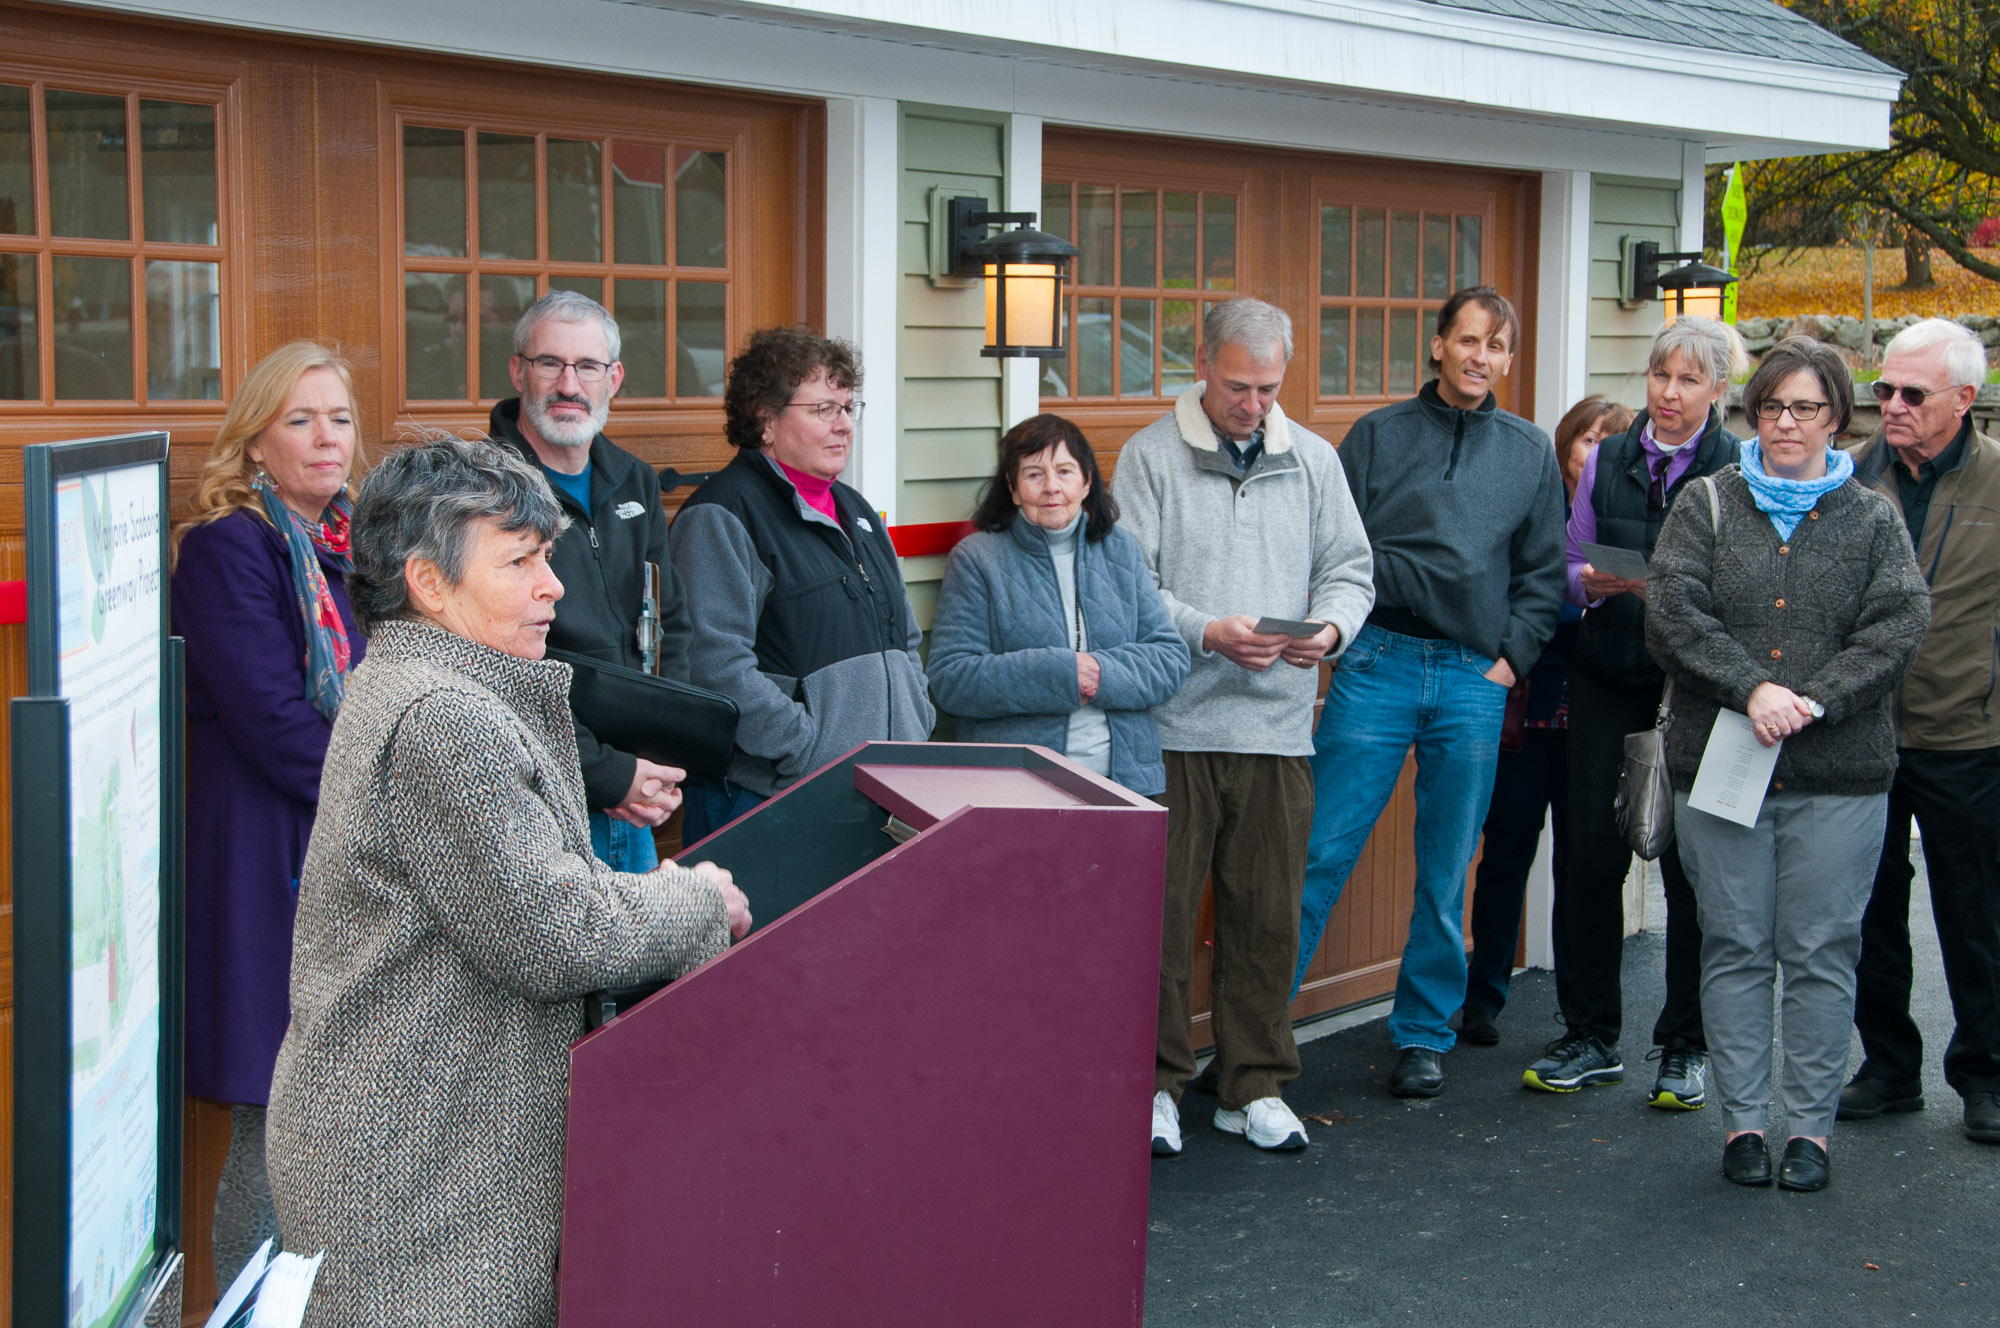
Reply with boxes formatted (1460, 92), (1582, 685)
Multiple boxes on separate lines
(1736, 313), (2000, 362)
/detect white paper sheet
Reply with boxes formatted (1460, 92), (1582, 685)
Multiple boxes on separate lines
(204, 1238), (271, 1328)
(247, 1250), (324, 1328)
(1686, 709), (1781, 827)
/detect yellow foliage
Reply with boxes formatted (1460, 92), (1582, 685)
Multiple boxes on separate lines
(1737, 246), (2000, 320)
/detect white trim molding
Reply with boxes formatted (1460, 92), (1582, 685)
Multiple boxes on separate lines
(823, 94), (901, 523)
(1533, 168), (1592, 436)
(1001, 113), (1045, 435)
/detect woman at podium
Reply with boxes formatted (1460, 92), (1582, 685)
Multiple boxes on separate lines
(171, 341), (366, 1292)
(928, 412), (1190, 796)
(265, 435), (751, 1327)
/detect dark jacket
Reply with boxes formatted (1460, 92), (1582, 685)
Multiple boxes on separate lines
(489, 399), (693, 808)
(1848, 421), (2000, 750)
(1339, 381), (1566, 677)
(928, 512), (1191, 796)
(1646, 467), (1930, 796)
(173, 509), (364, 1104)
(668, 450), (934, 797)
(1575, 409), (1741, 687)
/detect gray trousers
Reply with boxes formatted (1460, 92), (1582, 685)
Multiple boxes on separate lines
(1674, 789), (1887, 1138)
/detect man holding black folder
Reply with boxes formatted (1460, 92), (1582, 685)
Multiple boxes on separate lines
(490, 290), (694, 872)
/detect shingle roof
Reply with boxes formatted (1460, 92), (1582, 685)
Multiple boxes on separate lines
(1414, 0), (1899, 74)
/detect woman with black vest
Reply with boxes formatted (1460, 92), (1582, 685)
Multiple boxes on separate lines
(1523, 317), (1744, 1108)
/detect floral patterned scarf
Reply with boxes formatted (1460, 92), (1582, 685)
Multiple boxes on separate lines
(257, 479), (354, 721)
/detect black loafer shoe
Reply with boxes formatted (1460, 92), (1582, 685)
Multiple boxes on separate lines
(1964, 1092), (2000, 1144)
(1457, 1005), (1500, 1047)
(1778, 1137), (1830, 1192)
(1390, 1047), (1445, 1098)
(1837, 1076), (1924, 1120)
(1722, 1133), (1772, 1186)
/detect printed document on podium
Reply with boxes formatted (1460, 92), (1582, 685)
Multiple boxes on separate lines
(1687, 709), (1779, 827)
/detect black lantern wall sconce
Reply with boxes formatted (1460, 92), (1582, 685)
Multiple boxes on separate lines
(935, 194), (1080, 358)
(1621, 236), (1738, 324)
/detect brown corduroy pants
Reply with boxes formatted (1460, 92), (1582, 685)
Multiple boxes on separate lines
(1156, 750), (1313, 1111)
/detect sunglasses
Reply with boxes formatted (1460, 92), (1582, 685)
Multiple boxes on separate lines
(1870, 380), (1942, 408)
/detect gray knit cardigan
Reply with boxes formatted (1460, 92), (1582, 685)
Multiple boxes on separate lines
(267, 619), (731, 1327)
(1645, 466), (1930, 796)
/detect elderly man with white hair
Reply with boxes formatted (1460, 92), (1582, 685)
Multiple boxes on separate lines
(1841, 317), (2000, 1146)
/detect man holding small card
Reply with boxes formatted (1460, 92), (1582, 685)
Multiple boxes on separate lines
(1113, 297), (1373, 1156)
(1646, 335), (1929, 1192)
(1293, 286), (1566, 1099)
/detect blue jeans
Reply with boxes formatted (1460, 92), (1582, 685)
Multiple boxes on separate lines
(681, 777), (767, 847)
(589, 810), (660, 873)
(1295, 625), (1510, 1051)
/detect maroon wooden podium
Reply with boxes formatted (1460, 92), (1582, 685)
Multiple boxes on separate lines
(556, 742), (1167, 1326)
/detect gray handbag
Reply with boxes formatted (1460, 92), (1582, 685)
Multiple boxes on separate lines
(1610, 475), (1719, 862)
(1613, 683), (1676, 861)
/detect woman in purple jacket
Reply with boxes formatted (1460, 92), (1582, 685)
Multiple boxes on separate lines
(171, 341), (366, 1291)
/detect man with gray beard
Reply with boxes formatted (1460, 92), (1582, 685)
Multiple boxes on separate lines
(489, 290), (694, 871)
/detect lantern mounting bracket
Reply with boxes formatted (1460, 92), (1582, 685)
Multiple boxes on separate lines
(1621, 235), (1737, 311)
(946, 195), (1040, 279)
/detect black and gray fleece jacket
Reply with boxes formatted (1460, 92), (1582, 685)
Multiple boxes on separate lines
(668, 450), (935, 797)
(1339, 382), (1567, 677)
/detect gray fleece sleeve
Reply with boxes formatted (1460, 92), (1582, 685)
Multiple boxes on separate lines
(1110, 440), (1216, 656)
(1303, 446), (1375, 657)
(1498, 446), (1568, 677)
(667, 504), (819, 768)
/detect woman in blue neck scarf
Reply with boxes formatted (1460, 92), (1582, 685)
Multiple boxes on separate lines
(1645, 335), (1931, 1196)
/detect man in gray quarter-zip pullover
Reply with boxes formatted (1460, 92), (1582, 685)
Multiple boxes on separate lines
(1292, 286), (1566, 1101)
(1114, 297), (1374, 1158)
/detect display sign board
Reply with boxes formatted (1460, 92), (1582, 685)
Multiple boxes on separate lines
(13, 433), (184, 1328)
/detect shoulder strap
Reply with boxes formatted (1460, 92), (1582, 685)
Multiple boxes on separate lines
(1702, 475), (1720, 531)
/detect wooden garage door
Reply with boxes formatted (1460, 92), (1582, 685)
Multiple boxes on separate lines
(1041, 129), (1540, 1031)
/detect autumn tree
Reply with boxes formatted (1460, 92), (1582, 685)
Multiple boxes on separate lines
(1707, 0), (2000, 287)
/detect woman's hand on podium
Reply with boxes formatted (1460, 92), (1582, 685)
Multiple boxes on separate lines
(692, 860), (753, 939)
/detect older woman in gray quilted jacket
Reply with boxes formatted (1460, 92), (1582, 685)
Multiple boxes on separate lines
(266, 436), (751, 1327)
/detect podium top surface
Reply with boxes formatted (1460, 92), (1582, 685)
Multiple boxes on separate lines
(852, 762), (1094, 830)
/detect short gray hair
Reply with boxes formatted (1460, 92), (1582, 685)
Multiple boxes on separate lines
(1884, 318), (1986, 388)
(349, 434), (569, 632)
(1648, 316), (1746, 388)
(1204, 297), (1294, 363)
(513, 289), (622, 363)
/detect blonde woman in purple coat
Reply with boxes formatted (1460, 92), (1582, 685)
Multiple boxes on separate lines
(171, 342), (366, 1293)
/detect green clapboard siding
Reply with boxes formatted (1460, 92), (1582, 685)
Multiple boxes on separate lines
(898, 104), (1007, 631)
(1585, 175), (1683, 410)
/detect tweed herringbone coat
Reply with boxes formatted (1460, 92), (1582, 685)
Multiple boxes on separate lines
(267, 619), (731, 1327)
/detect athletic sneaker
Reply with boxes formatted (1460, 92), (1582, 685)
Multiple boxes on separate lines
(1522, 1033), (1624, 1092)
(1647, 1046), (1708, 1110)
(1213, 1096), (1309, 1151)
(1151, 1090), (1182, 1157)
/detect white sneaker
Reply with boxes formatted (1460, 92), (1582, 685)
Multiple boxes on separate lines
(1213, 1096), (1309, 1151)
(1151, 1090), (1182, 1157)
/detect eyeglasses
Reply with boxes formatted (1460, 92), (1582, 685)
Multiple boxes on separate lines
(1754, 399), (1830, 422)
(520, 355), (612, 384)
(1871, 380), (1940, 408)
(786, 399), (864, 423)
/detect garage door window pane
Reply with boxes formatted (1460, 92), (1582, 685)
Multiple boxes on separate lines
(676, 281), (725, 397)
(1202, 195), (1235, 291)
(1389, 210), (1419, 300)
(1319, 307), (1349, 396)
(1320, 207), (1350, 298)
(1456, 216), (1482, 289)
(548, 138), (603, 263)
(406, 271), (466, 399)
(404, 125), (466, 258)
(141, 100), (217, 245)
(1389, 308), (1419, 393)
(53, 255), (132, 398)
(0, 84), (31, 234)
(479, 273), (536, 399)
(0, 252), (37, 398)
(1163, 192), (1196, 288)
(478, 132), (536, 261)
(1162, 299), (1197, 394)
(1077, 295), (1113, 396)
(1121, 190), (1155, 289)
(675, 149), (727, 268)
(47, 90), (130, 241)
(1422, 215), (1452, 300)
(1355, 209), (1384, 299)
(145, 259), (220, 399)
(1121, 298), (1155, 396)
(614, 278), (666, 397)
(613, 144), (666, 267)
(1077, 186), (1114, 287)
(1354, 306), (1382, 396)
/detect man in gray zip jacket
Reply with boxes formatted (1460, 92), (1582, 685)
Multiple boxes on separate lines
(1114, 297), (1374, 1157)
(1294, 286), (1565, 1100)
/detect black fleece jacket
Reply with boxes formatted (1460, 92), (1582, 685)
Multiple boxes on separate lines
(489, 398), (693, 809)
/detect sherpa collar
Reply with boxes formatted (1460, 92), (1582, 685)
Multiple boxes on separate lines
(1174, 383), (1294, 456)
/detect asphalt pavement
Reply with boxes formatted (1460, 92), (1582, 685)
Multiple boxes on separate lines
(1144, 845), (1997, 1327)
